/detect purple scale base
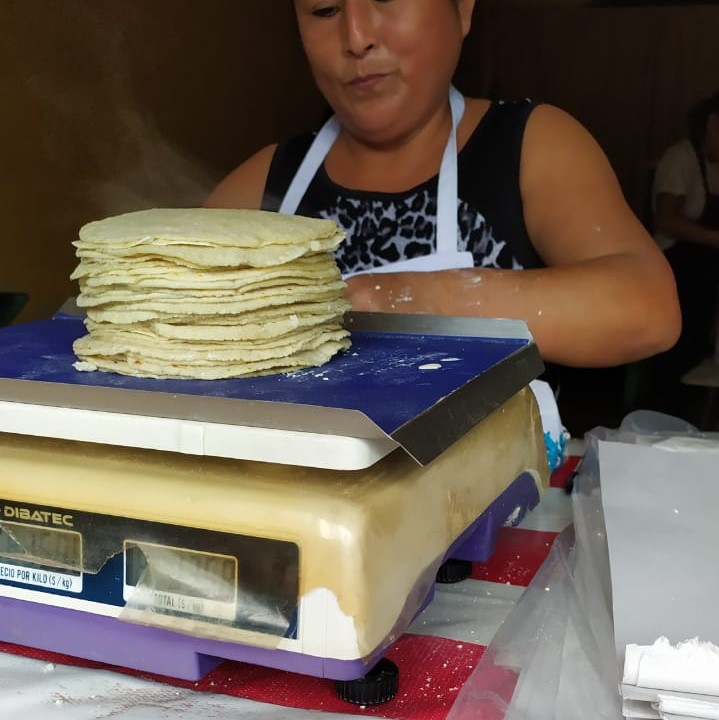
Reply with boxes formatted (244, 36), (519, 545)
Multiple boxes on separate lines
(0, 472), (539, 682)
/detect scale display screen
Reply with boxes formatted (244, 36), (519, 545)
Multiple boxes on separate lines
(124, 540), (238, 621)
(0, 520), (83, 593)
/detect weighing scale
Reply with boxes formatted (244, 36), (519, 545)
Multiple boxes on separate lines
(0, 309), (549, 693)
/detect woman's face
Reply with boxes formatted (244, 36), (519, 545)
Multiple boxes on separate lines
(293, 0), (475, 144)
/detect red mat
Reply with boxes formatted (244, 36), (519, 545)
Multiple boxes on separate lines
(471, 527), (558, 586)
(0, 635), (486, 720)
(550, 454), (581, 489)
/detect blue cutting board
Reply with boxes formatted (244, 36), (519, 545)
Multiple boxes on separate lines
(0, 314), (533, 437)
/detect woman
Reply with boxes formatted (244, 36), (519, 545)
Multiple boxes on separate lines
(654, 92), (719, 252)
(651, 92), (719, 406)
(207, 0), (680, 369)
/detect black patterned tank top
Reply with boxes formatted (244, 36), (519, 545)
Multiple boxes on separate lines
(262, 100), (543, 275)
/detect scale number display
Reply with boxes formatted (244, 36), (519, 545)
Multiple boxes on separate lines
(0, 521), (83, 593)
(123, 540), (238, 621)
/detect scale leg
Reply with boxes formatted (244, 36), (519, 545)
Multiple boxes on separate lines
(335, 657), (400, 705)
(435, 558), (472, 583)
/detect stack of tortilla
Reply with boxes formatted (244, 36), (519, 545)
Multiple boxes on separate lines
(70, 208), (351, 379)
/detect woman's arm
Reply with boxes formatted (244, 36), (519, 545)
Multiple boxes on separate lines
(346, 105), (681, 367)
(654, 192), (719, 248)
(204, 144), (277, 210)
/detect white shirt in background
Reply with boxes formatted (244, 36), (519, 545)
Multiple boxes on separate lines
(652, 138), (719, 250)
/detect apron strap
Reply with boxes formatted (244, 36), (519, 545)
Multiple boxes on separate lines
(279, 116), (342, 216)
(435, 86), (465, 255)
(279, 88), (465, 260)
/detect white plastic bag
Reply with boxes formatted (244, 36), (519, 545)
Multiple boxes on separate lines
(448, 410), (713, 720)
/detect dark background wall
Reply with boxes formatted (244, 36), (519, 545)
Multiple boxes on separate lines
(2, 0), (719, 324)
(0, 1), (321, 321)
(460, 2), (719, 220)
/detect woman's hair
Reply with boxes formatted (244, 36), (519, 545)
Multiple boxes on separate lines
(688, 91), (719, 148)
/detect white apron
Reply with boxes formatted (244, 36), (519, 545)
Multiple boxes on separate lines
(279, 86), (474, 277)
(278, 87), (567, 471)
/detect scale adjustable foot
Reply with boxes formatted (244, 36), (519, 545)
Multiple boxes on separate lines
(436, 558), (472, 583)
(335, 658), (399, 705)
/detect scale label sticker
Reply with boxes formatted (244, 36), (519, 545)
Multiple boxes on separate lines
(0, 561), (82, 592)
(0, 521), (83, 593)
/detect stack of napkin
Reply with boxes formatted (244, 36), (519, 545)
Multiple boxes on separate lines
(622, 637), (719, 719)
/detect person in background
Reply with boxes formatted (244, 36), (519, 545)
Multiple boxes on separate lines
(650, 91), (719, 414)
(207, 0), (680, 373)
